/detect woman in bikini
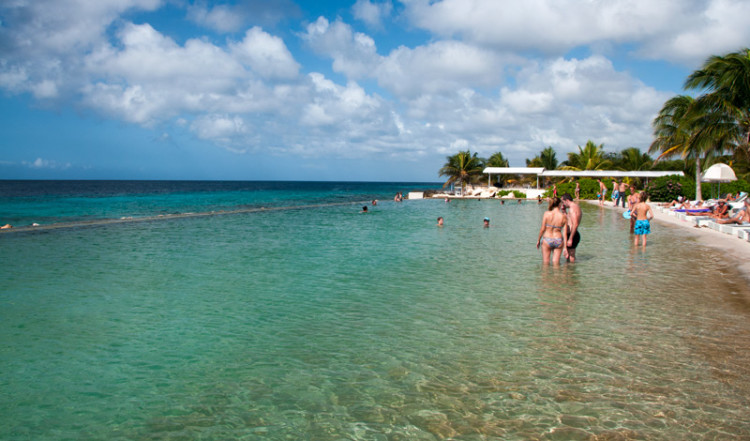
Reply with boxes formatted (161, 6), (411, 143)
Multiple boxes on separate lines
(536, 197), (568, 265)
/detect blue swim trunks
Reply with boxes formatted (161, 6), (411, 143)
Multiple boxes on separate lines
(634, 219), (650, 235)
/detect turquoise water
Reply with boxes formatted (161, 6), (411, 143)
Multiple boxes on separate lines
(0, 180), (428, 227)
(2, 184), (750, 440)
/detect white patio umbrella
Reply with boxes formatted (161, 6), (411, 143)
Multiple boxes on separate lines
(701, 163), (737, 198)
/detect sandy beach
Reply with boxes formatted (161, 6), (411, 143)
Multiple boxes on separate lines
(592, 200), (750, 282)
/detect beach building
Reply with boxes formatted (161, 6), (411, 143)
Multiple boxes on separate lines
(483, 167), (684, 188)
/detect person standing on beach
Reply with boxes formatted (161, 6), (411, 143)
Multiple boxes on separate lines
(628, 191), (640, 234)
(552, 184), (557, 198)
(560, 193), (581, 263)
(536, 197), (567, 265)
(575, 182), (580, 200)
(598, 179), (607, 206)
(617, 181), (629, 207)
(632, 192), (653, 246)
(612, 181), (619, 204)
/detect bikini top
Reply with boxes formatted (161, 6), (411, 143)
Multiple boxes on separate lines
(545, 224), (563, 229)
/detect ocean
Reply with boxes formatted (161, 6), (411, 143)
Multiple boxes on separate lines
(1, 180), (749, 440)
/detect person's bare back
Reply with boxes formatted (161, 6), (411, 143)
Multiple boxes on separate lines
(632, 193), (653, 246)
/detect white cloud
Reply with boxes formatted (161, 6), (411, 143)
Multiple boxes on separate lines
(0, 0), (162, 97)
(86, 23), (246, 89)
(23, 157), (71, 169)
(352, 0), (393, 29)
(0, 0), (731, 178)
(302, 17), (381, 78)
(80, 23), (306, 124)
(187, 3), (245, 33)
(375, 40), (515, 98)
(230, 27), (300, 79)
(636, 0), (750, 64)
(191, 114), (249, 148)
(187, 0), (300, 32)
(401, 0), (750, 65)
(302, 73), (383, 127)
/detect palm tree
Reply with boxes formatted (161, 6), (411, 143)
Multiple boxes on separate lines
(618, 147), (653, 171)
(486, 151), (509, 186)
(486, 151), (509, 168)
(525, 146), (558, 170)
(561, 140), (612, 171)
(439, 150), (485, 193)
(539, 146), (558, 170)
(649, 95), (728, 201)
(525, 146), (559, 186)
(685, 48), (750, 151)
(615, 147), (653, 188)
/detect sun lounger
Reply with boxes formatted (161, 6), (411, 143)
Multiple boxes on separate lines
(673, 208), (711, 213)
(717, 223), (750, 235)
(686, 216), (711, 225)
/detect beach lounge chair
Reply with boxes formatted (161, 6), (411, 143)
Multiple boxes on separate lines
(717, 223), (750, 235)
(737, 229), (750, 241)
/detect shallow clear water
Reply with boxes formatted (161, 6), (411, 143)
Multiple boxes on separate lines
(2, 185), (750, 440)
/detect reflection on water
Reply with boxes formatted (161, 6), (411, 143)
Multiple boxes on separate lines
(1, 200), (750, 440)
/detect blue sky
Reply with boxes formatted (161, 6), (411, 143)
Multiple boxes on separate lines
(1, 0), (748, 181)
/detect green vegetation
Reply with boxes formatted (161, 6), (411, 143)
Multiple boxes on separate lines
(496, 190), (528, 199)
(650, 48), (750, 199)
(486, 151), (510, 186)
(645, 176), (750, 201)
(561, 141), (612, 171)
(439, 150), (485, 192)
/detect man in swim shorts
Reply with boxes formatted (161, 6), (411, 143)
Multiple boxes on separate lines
(632, 192), (654, 246)
(560, 193), (581, 262)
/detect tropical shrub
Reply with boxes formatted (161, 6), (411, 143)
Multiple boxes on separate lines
(543, 178), (615, 199)
(703, 179), (750, 199)
(644, 176), (749, 201)
(495, 190), (527, 198)
(645, 176), (688, 201)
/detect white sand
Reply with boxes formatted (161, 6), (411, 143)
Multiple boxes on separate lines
(589, 200), (750, 281)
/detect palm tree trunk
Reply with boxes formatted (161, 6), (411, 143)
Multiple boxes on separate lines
(695, 156), (702, 201)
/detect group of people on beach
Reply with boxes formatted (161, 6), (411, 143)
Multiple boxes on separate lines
(537, 181), (656, 264)
(718, 199), (750, 224)
(666, 193), (750, 225)
(596, 179), (632, 208)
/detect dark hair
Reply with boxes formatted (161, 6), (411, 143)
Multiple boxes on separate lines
(548, 197), (561, 210)
(561, 193), (573, 202)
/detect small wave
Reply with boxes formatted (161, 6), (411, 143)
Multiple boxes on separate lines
(0, 201), (364, 234)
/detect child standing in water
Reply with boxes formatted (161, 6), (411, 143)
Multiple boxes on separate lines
(632, 192), (653, 246)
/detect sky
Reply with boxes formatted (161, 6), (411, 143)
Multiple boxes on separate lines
(1, 0), (749, 182)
